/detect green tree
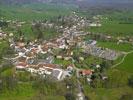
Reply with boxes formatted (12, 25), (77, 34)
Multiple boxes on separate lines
(128, 75), (133, 88)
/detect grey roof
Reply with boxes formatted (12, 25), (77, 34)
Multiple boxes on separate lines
(52, 70), (60, 79)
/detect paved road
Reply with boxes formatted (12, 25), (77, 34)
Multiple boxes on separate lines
(71, 59), (85, 100)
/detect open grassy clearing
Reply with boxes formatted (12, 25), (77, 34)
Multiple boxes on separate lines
(20, 23), (60, 40)
(82, 64), (133, 100)
(89, 19), (133, 36)
(0, 40), (9, 53)
(83, 85), (133, 100)
(0, 3), (76, 40)
(97, 41), (133, 52)
(85, 11), (133, 36)
(0, 82), (65, 100)
(116, 52), (133, 73)
(0, 70), (66, 100)
(0, 3), (75, 21)
(0, 40), (9, 63)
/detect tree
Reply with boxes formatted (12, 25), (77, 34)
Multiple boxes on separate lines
(128, 75), (133, 88)
(65, 93), (76, 100)
(33, 23), (43, 40)
(119, 93), (133, 100)
(0, 66), (17, 91)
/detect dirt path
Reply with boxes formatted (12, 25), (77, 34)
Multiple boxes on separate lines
(112, 50), (133, 68)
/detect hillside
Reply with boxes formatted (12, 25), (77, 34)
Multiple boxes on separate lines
(0, 0), (133, 9)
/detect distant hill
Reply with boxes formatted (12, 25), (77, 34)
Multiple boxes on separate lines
(0, 0), (133, 9)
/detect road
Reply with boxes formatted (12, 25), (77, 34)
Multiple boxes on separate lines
(112, 50), (133, 68)
(71, 59), (85, 100)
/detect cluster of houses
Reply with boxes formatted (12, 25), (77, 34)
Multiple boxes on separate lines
(8, 37), (76, 80)
(0, 28), (7, 40)
(5, 13), (99, 81)
(79, 40), (121, 60)
(2, 13), (122, 83)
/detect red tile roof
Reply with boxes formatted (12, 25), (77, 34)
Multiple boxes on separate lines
(31, 48), (38, 53)
(17, 42), (25, 48)
(18, 57), (27, 62)
(17, 62), (27, 67)
(80, 70), (92, 75)
(41, 45), (49, 51)
(38, 64), (57, 69)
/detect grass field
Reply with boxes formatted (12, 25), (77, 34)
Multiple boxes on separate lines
(0, 82), (65, 100)
(0, 40), (9, 62)
(20, 23), (60, 40)
(0, 3), (75, 21)
(97, 41), (133, 52)
(87, 11), (133, 36)
(83, 85), (133, 100)
(89, 19), (133, 36)
(0, 40), (9, 53)
(116, 52), (133, 73)
(0, 3), (76, 40)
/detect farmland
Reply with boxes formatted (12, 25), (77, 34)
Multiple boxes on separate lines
(0, 3), (76, 21)
(97, 41), (133, 52)
(0, 2), (133, 100)
(88, 11), (133, 36)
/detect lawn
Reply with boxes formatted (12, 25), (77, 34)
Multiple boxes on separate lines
(54, 58), (72, 69)
(83, 85), (133, 100)
(0, 82), (36, 100)
(0, 82), (66, 100)
(97, 41), (133, 52)
(116, 52), (133, 73)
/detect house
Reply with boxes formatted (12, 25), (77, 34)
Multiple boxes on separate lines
(37, 59), (49, 64)
(16, 62), (27, 70)
(46, 56), (54, 63)
(96, 65), (101, 69)
(16, 42), (25, 48)
(52, 69), (63, 80)
(66, 65), (74, 76)
(18, 52), (25, 57)
(79, 57), (84, 61)
(67, 65), (74, 72)
(87, 78), (92, 84)
(0, 32), (7, 39)
(26, 68), (37, 73)
(79, 70), (93, 76)
(77, 92), (84, 100)
(38, 63), (58, 70)
(86, 40), (97, 45)
(89, 23), (101, 27)
(64, 57), (71, 61)
(56, 55), (63, 59)
(18, 56), (27, 62)
(27, 58), (37, 65)
(25, 51), (35, 57)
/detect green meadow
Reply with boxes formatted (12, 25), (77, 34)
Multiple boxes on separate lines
(0, 3), (76, 41)
(97, 41), (133, 52)
(88, 11), (133, 36)
(0, 3), (75, 21)
(116, 52), (133, 73)
(89, 19), (133, 36)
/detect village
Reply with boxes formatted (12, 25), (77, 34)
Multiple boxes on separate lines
(0, 12), (133, 100)
(0, 12), (132, 81)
